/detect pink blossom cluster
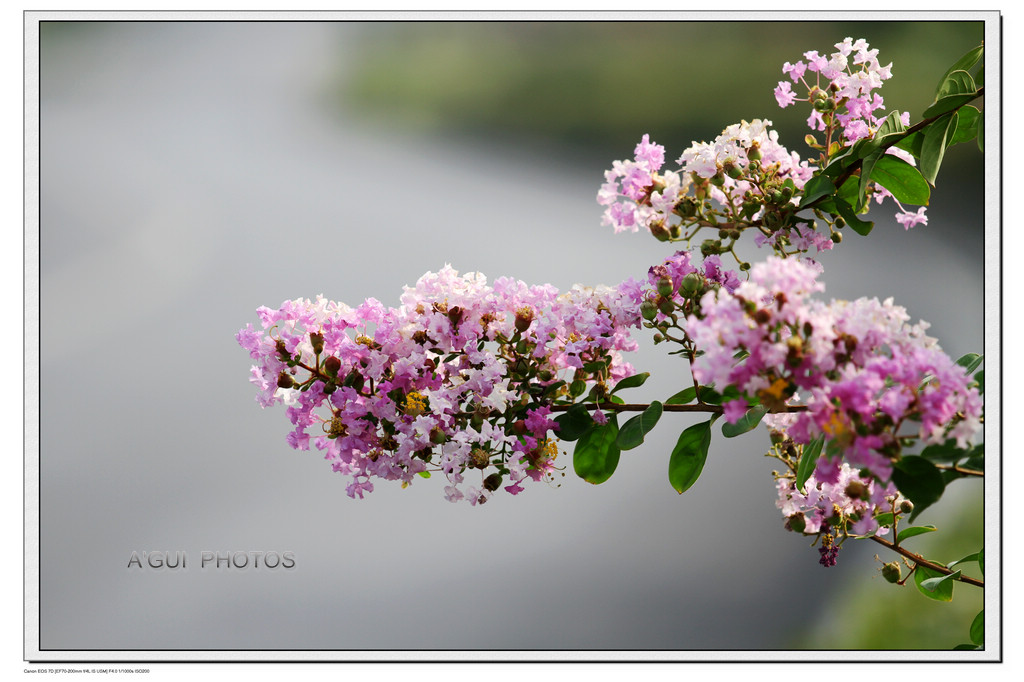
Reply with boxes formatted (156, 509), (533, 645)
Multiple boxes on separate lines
(775, 459), (898, 542)
(237, 266), (642, 505)
(597, 122), (819, 251)
(685, 257), (982, 481)
(776, 38), (928, 229)
(775, 37), (897, 143)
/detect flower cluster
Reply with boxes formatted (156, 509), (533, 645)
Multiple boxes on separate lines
(685, 257), (982, 481)
(776, 37), (927, 229)
(598, 121), (825, 258)
(775, 454), (900, 552)
(237, 266), (642, 504)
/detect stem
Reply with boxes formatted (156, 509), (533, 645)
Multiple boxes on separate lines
(869, 536), (984, 588)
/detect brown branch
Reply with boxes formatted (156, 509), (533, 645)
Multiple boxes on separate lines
(869, 536), (984, 588)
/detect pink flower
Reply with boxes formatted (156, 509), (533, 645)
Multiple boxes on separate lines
(775, 81), (797, 108)
(895, 206), (928, 229)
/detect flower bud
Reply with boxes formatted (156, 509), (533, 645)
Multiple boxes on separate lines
(747, 143), (762, 162)
(787, 512), (806, 534)
(656, 277), (674, 298)
(739, 261), (751, 271)
(724, 161), (743, 179)
(514, 307), (534, 333)
(658, 298), (675, 316)
(483, 473), (503, 492)
(640, 300), (659, 321)
(649, 221), (672, 242)
(309, 332), (324, 355)
(882, 562), (902, 583)
(323, 355), (342, 377)
(899, 499), (914, 514)
(718, 228), (731, 240)
(831, 231), (843, 243)
(711, 171), (726, 187)
(323, 380), (337, 395)
(680, 273), (701, 297)
(277, 371), (296, 389)
(844, 479), (867, 500)
(275, 339), (290, 361)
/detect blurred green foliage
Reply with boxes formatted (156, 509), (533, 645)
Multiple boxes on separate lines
(340, 21), (983, 163)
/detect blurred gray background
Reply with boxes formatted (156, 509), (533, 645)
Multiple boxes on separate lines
(37, 20), (986, 653)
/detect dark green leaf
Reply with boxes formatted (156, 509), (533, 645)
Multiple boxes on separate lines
(937, 69), (976, 99)
(869, 154), (931, 205)
(612, 372), (650, 394)
(974, 370), (984, 395)
(617, 401), (663, 450)
(896, 525), (937, 544)
(608, 394), (625, 405)
(798, 174), (836, 208)
(858, 148), (885, 207)
(721, 405), (767, 438)
(554, 404), (593, 442)
(953, 644), (981, 651)
(569, 379), (587, 398)
(921, 112), (958, 185)
(668, 419), (714, 494)
(979, 548), (984, 575)
(947, 552), (980, 570)
(920, 439), (971, 463)
(892, 456), (946, 522)
(834, 197), (874, 236)
(666, 387), (697, 405)
(923, 93), (977, 119)
(573, 417), (620, 485)
(970, 610), (984, 646)
(874, 512), (895, 527)
(949, 106), (981, 146)
(935, 45), (983, 97)
(977, 114), (984, 152)
(914, 565), (958, 602)
(955, 353), (984, 374)
(894, 130), (924, 159)
(796, 435), (825, 494)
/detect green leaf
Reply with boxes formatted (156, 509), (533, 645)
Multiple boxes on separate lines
(923, 93), (977, 119)
(569, 379), (587, 398)
(617, 400), (663, 451)
(955, 352), (984, 374)
(721, 405), (767, 438)
(416, 471), (431, 479)
(869, 154), (931, 205)
(665, 387), (697, 405)
(798, 174), (836, 208)
(668, 419), (714, 494)
(974, 370), (984, 395)
(977, 114), (984, 152)
(914, 565), (958, 602)
(857, 148), (884, 207)
(573, 416), (620, 485)
(935, 45), (983, 97)
(796, 435), (825, 494)
(920, 439), (971, 464)
(970, 610), (984, 646)
(937, 69), (977, 99)
(892, 456), (946, 521)
(612, 372), (650, 394)
(920, 112), (958, 185)
(953, 644), (981, 651)
(948, 106), (981, 146)
(894, 130), (924, 159)
(874, 512), (895, 528)
(553, 404), (594, 442)
(979, 548), (984, 576)
(834, 197), (874, 236)
(896, 525), (937, 544)
(947, 552), (980, 570)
